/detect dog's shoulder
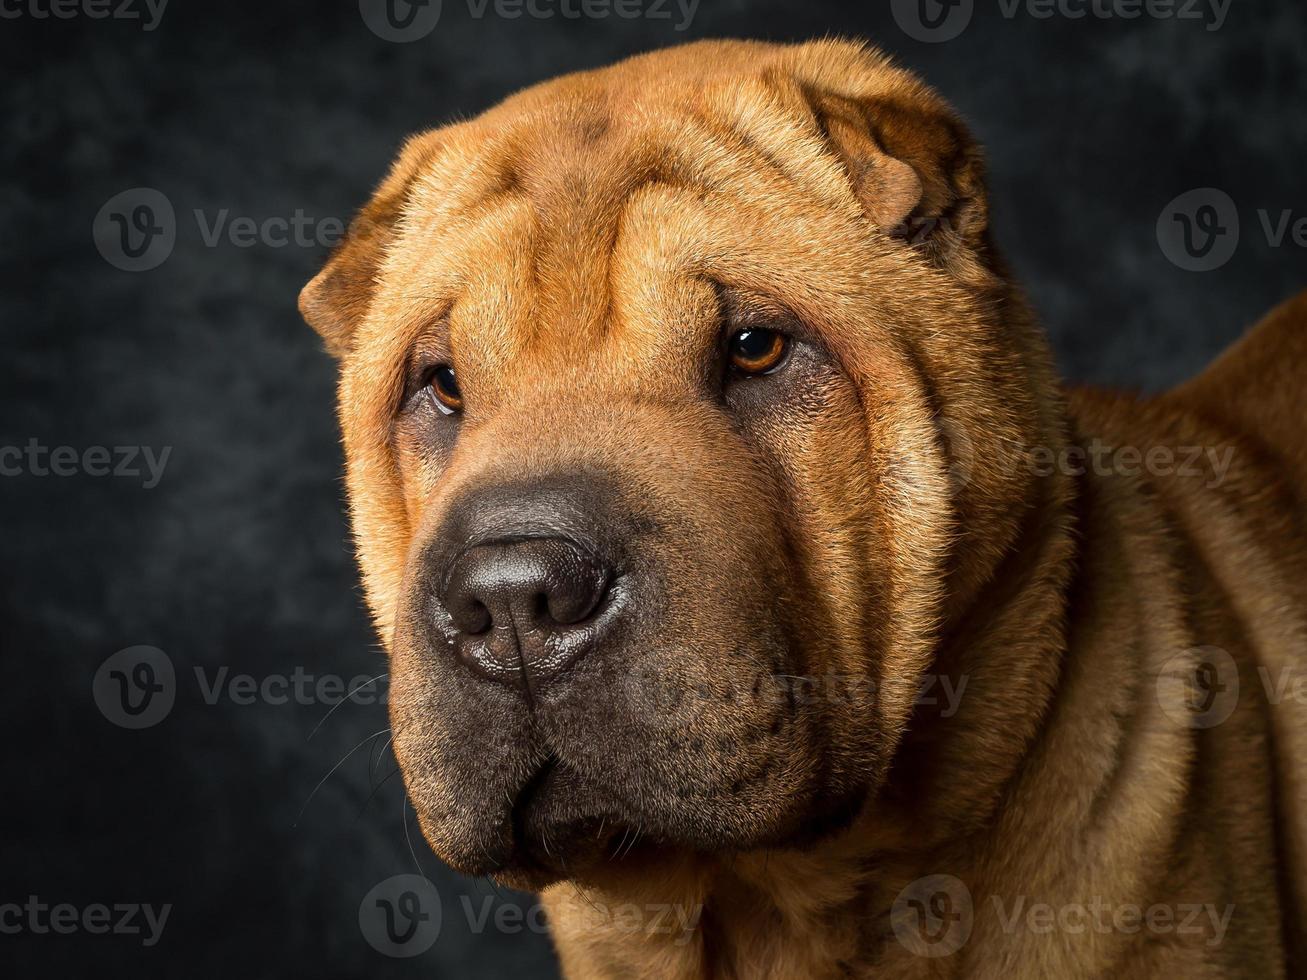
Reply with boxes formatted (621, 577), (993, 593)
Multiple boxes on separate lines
(1066, 290), (1307, 524)
(1170, 288), (1307, 503)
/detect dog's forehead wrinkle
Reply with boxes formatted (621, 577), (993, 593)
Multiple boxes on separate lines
(392, 91), (901, 366)
(406, 68), (852, 258)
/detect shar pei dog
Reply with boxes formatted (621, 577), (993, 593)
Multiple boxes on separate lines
(299, 38), (1307, 979)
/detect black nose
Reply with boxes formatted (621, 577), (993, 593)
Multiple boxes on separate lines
(439, 537), (615, 693)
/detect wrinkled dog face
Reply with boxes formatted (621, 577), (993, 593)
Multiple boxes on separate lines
(301, 40), (1042, 889)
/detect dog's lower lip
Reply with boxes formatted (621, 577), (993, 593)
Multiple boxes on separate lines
(502, 755), (632, 876)
(510, 753), (560, 837)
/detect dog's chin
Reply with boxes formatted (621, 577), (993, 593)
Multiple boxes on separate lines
(416, 751), (873, 892)
(500, 759), (642, 889)
(415, 756), (650, 890)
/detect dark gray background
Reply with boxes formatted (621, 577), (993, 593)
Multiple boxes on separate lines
(2, 0), (1303, 976)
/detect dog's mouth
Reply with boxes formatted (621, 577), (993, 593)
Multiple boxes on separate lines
(499, 753), (648, 887)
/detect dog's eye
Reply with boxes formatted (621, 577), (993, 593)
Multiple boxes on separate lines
(426, 364), (463, 414)
(728, 328), (788, 375)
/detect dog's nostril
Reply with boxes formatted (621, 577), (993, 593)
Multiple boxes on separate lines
(544, 574), (607, 625)
(465, 600), (492, 635)
(446, 593), (492, 635)
(528, 590), (548, 621)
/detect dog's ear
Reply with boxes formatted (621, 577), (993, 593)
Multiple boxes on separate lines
(803, 81), (989, 269)
(298, 133), (441, 357)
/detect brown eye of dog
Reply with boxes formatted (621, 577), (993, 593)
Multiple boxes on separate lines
(426, 364), (463, 414)
(728, 328), (788, 375)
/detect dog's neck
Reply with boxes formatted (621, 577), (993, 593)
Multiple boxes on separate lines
(863, 284), (1082, 847)
(706, 452), (1080, 970)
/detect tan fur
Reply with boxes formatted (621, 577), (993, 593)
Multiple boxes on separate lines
(300, 39), (1307, 978)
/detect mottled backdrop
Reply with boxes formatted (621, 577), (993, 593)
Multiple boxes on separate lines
(3, 0), (1303, 976)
